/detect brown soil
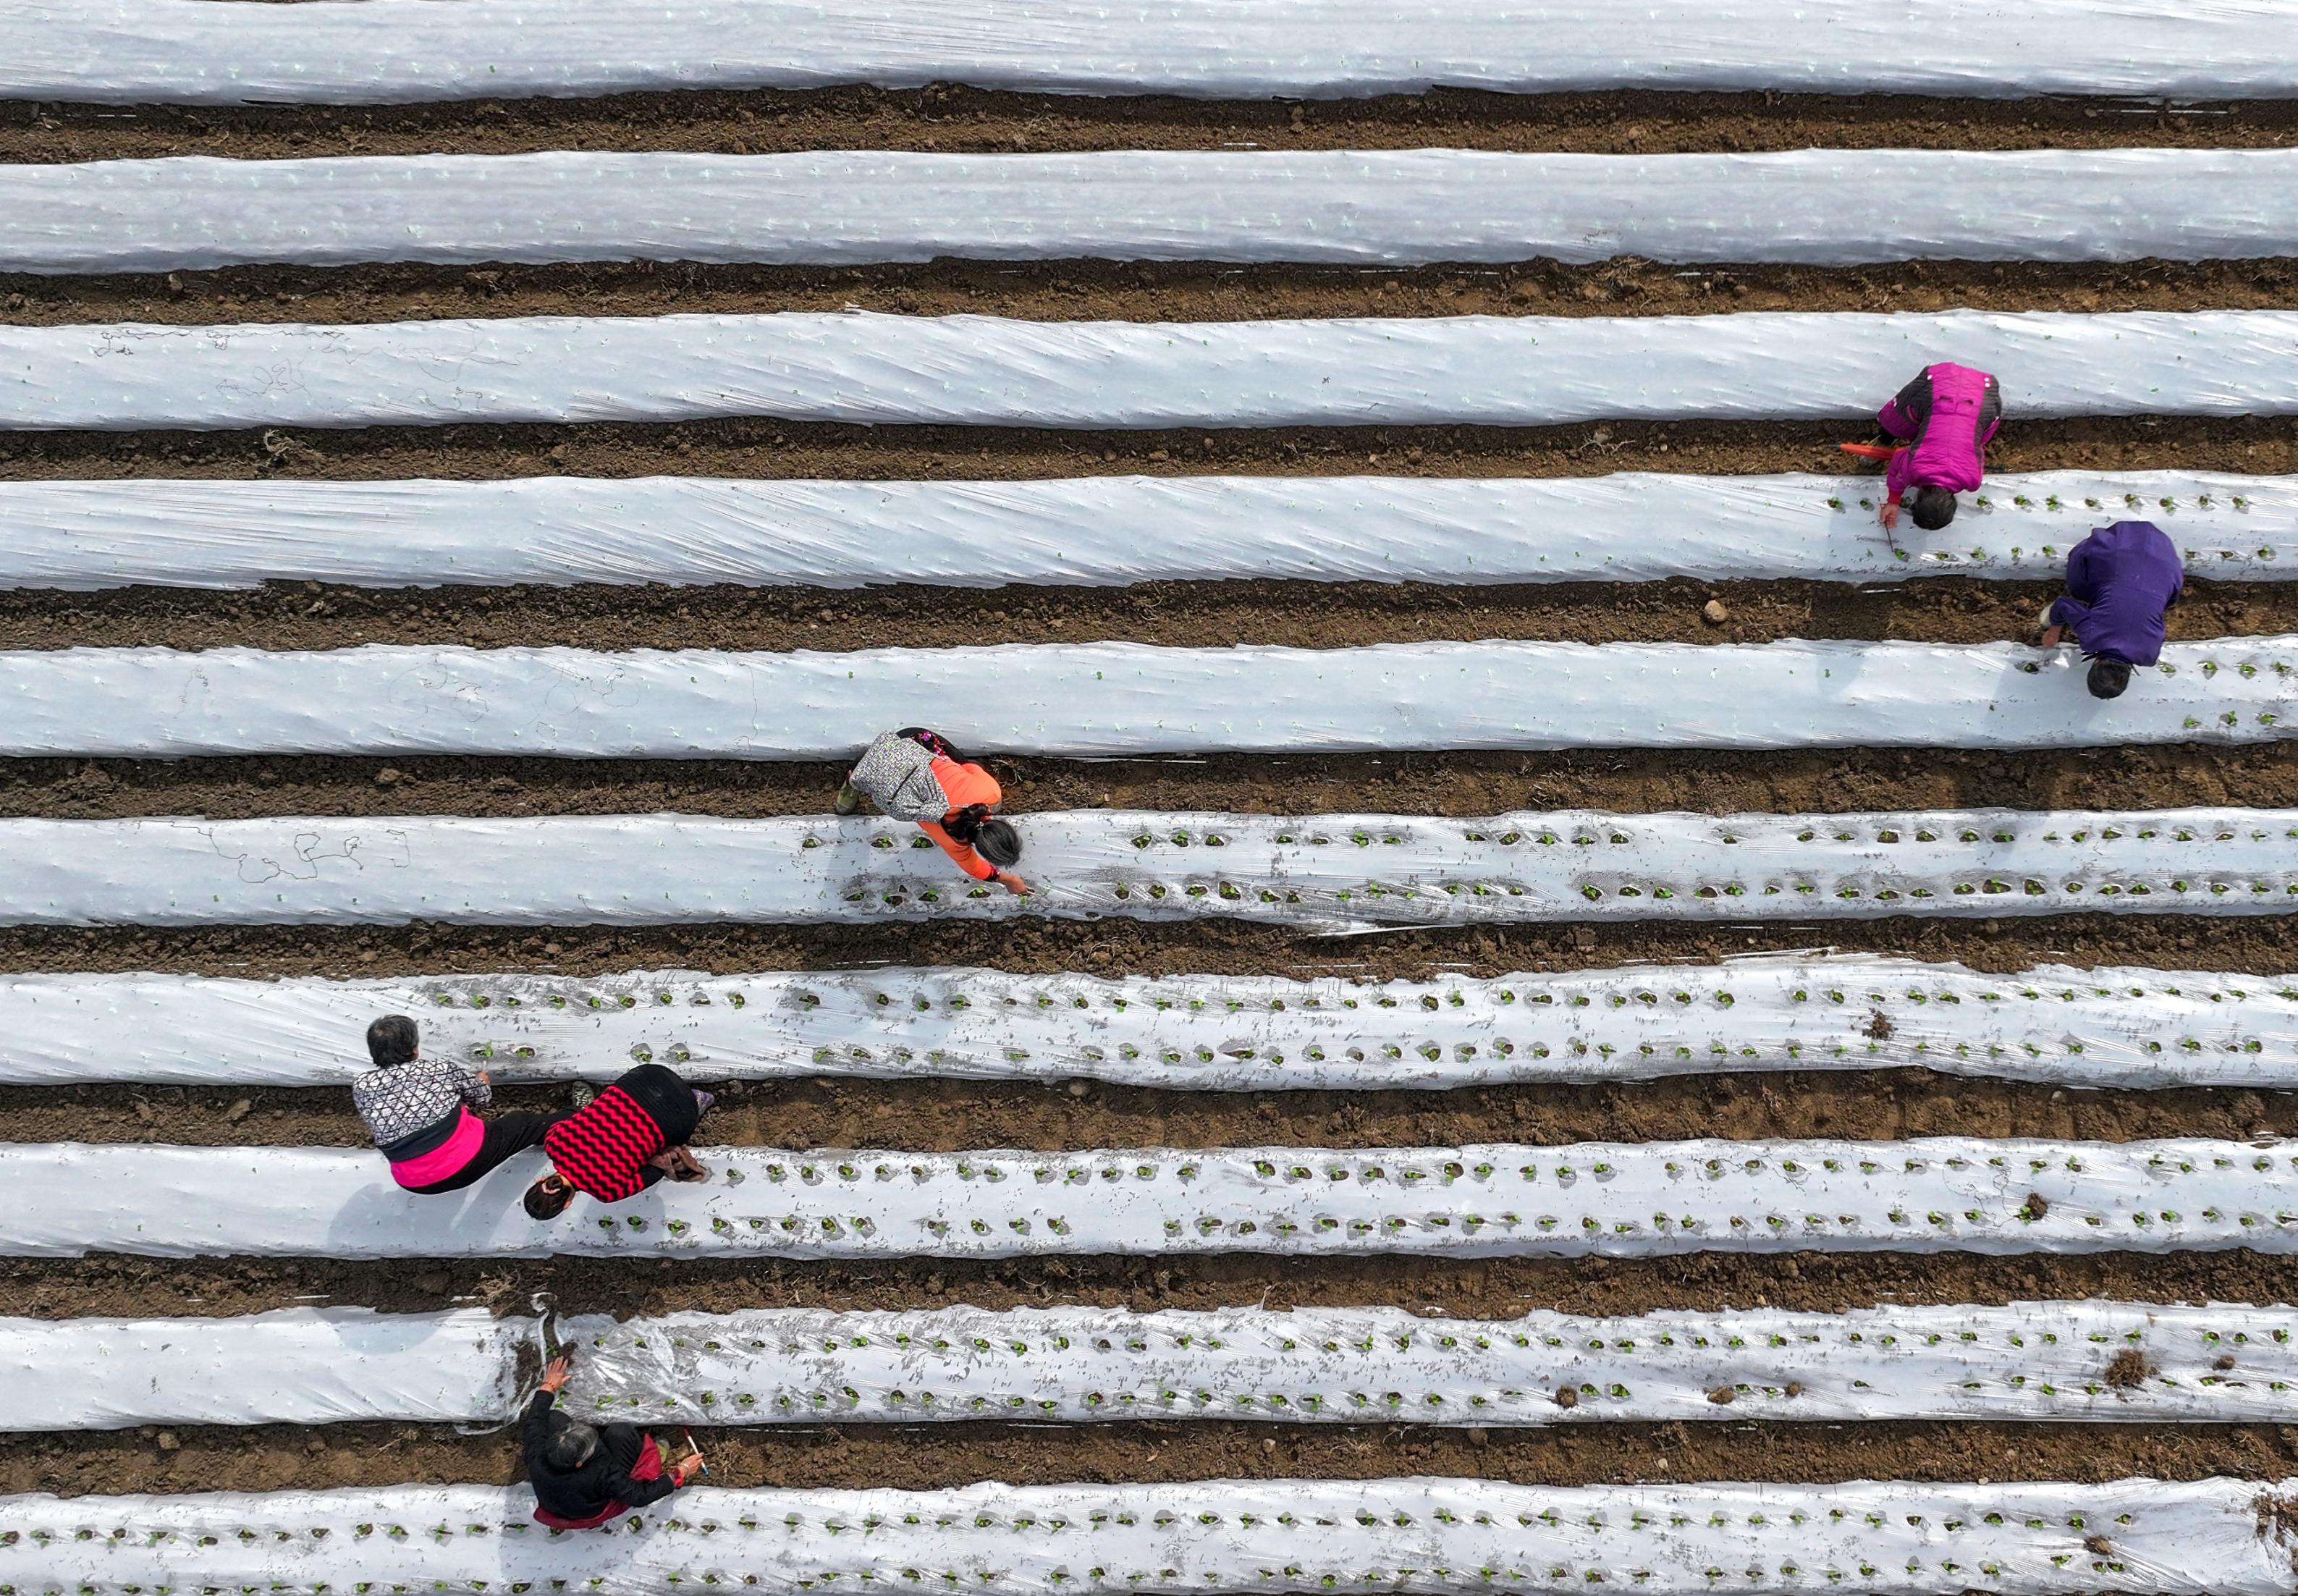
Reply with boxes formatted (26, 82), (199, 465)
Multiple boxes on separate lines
(5, 419), (2293, 498)
(2103, 1348), (2156, 1389)
(14, 1246), (2298, 1325)
(14, 79), (2298, 1513)
(6, 743), (2297, 827)
(2, 1416), (2293, 1501)
(12, 85), (2298, 166)
(7, 256), (2298, 328)
(3, 572), (2297, 654)
(14, 1068), (2298, 1152)
(0, 912), (2289, 984)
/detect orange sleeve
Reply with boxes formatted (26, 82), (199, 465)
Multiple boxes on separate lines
(919, 819), (995, 881)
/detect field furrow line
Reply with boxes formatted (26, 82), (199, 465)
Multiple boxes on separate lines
(4, 955), (2288, 1090)
(20, 1300), (2298, 1430)
(3, 1136), (2290, 1261)
(4, 1476), (2289, 1592)
(0, 471), (2285, 591)
(10, 148), (2298, 275)
(13, 0), (2298, 105)
(7, 310), (2291, 434)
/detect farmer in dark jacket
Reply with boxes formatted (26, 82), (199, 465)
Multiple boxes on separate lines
(2039, 520), (2185, 699)
(521, 1348), (701, 1529)
(521, 1061), (714, 1221)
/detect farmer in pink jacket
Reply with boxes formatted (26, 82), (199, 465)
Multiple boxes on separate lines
(1874, 362), (2003, 531)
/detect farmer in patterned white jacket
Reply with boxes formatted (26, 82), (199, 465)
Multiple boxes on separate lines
(352, 1014), (573, 1194)
(834, 727), (1030, 895)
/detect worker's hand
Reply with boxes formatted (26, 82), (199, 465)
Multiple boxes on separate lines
(476, 1070), (492, 1086)
(671, 1454), (704, 1485)
(994, 870), (1031, 896)
(2040, 624), (2066, 649)
(651, 1146), (709, 1183)
(1877, 497), (1901, 530)
(539, 1352), (573, 1395)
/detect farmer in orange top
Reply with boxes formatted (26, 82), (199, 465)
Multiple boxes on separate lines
(835, 727), (1029, 895)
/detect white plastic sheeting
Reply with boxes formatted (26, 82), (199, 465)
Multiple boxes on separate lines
(13, 0), (2298, 104)
(7, 1477), (2290, 1595)
(15, 148), (2298, 274)
(558, 1301), (2298, 1426)
(0, 807), (2290, 931)
(7, 955), (2295, 1091)
(3, 470), (2288, 591)
(9, 309), (2295, 434)
(0, 1309), (522, 1431)
(5, 637), (2293, 760)
(1, 1136), (2292, 1262)
(9, 1300), (2294, 1430)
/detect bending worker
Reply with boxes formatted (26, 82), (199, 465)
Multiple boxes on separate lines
(2038, 519), (2183, 700)
(1874, 361), (2002, 530)
(523, 1060), (714, 1222)
(354, 1015), (570, 1194)
(835, 726), (1029, 895)
(523, 1346), (701, 1529)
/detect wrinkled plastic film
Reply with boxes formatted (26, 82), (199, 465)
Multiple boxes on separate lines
(9, 0), (2298, 104)
(3, 955), (2292, 1089)
(0, 637), (2291, 759)
(7, 309), (2294, 433)
(1, 1137), (2294, 1261)
(0, 806), (2290, 930)
(0, 1309), (521, 1430)
(2, 1477), (2291, 1593)
(557, 1301), (2298, 1426)
(0, 470), (2287, 592)
(14, 148), (2298, 274)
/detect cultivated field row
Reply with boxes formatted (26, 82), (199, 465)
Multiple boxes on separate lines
(13, 148), (2298, 276)
(4, 471), (2285, 591)
(1, 808), (2292, 930)
(6, 637), (2294, 760)
(4, 1476), (2286, 1595)
(14, 0), (2298, 104)
(6, 1136), (2291, 1260)
(8, 310), (2291, 434)
(7, 954), (2284, 1089)
(15, 1300), (2298, 1430)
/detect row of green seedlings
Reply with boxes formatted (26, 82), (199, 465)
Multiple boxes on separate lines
(1831, 487), (2278, 569)
(0, 1504), (2155, 1588)
(575, 1319), (2283, 1419)
(580, 1147), (2291, 1243)
(438, 976), (2294, 1070)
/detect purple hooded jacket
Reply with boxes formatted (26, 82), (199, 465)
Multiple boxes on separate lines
(2048, 520), (2184, 667)
(1879, 362), (2002, 501)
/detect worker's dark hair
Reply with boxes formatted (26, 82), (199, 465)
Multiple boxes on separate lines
(944, 805), (1022, 868)
(2087, 658), (2133, 700)
(973, 819), (1022, 868)
(366, 1013), (419, 1068)
(543, 1422), (601, 1472)
(523, 1176), (575, 1221)
(1909, 486), (1958, 530)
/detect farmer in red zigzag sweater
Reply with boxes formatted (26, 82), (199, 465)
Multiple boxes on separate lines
(521, 1061), (714, 1221)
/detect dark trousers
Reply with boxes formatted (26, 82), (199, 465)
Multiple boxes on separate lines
(410, 1109), (570, 1194)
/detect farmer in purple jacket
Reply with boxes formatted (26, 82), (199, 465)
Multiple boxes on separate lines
(1875, 362), (2002, 530)
(2039, 520), (2184, 700)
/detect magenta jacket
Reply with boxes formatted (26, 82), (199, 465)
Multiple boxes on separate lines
(1878, 363), (2002, 500)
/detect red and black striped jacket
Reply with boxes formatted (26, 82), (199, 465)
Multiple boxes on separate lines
(542, 1063), (702, 1203)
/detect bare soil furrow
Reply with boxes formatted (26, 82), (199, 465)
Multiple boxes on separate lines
(0, 915), (2285, 992)
(4, 745), (2295, 825)
(12, 1068), (2297, 1152)
(5, 257), (2297, 329)
(11, 1246), (2298, 1325)
(3, 418), (2290, 491)
(2, 574), (2295, 654)
(8, 86), (2298, 165)
(1, 1416), (2294, 1500)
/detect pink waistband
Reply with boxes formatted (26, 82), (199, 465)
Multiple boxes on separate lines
(389, 1108), (484, 1188)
